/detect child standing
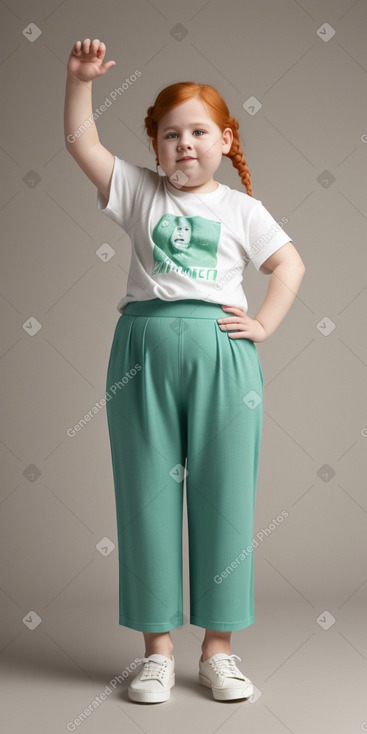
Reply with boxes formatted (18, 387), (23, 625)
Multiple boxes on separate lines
(64, 38), (305, 704)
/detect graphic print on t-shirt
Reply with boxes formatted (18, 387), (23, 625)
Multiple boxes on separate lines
(152, 214), (221, 281)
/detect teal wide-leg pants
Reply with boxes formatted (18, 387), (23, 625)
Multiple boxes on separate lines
(105, 298), (263, 632)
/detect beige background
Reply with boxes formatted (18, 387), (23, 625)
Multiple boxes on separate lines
(1, 0), (367, 732)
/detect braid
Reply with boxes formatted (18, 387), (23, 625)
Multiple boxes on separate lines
(225, 115), (252, 197)
(144, 106), (159, 165)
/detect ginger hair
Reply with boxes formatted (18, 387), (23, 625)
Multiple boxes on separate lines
(143, 81), (253, 196)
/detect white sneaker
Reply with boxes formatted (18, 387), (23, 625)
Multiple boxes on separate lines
(199, 653), (254, 701)
(128, 653), (175, 703)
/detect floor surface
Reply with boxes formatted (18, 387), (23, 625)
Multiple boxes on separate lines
(1, 598), (366, 733)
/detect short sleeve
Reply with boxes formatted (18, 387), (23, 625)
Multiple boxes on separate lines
(96, 155), (145, 231)
(246, 200), (293, 272)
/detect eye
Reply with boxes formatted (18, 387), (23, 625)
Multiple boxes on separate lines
(165, 130), (206, 139)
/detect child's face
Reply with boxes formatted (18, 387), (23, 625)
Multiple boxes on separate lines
(156, 96), (233, 191)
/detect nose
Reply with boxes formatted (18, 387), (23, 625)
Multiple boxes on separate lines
(178, 137), (192, 150)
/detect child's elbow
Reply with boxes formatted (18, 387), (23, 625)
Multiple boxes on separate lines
(293, 251), (306, 274)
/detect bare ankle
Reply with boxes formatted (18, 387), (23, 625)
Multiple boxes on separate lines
(144, 645), (173, 658)
(201, 633), (232, 662)
(143, 632), (174, 659)
(145, 649), (174, 659)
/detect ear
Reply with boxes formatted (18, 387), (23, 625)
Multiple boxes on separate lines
(222, 127), (233, 153)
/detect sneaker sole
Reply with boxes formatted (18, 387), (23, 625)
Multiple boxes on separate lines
(128, 674), (175, 703)
(199, 673), (253, 701)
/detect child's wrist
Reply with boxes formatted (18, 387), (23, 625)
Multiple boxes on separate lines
(67, 69), (92, 86)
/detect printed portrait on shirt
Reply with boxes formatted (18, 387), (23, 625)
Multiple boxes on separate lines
(151, 214), (221, 275)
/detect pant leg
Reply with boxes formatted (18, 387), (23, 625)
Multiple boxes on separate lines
(105, 313), (186, 632)
(182, 317), (264, 631)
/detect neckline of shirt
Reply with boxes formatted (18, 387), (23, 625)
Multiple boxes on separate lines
(164, 176), (224, 198)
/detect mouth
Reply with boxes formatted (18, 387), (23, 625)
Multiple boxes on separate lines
(177, 157), (196, 162)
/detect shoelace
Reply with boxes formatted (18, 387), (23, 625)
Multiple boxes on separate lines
(209, 654), (246, 679)
(139, 657), (169, 681)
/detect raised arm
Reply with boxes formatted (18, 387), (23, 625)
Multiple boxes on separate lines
(64, 38), (116, 200)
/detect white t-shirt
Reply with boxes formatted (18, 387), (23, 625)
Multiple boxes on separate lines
(96, 155), (293, 315)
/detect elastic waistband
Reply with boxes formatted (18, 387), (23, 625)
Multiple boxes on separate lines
(123, 298), (226, 319)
